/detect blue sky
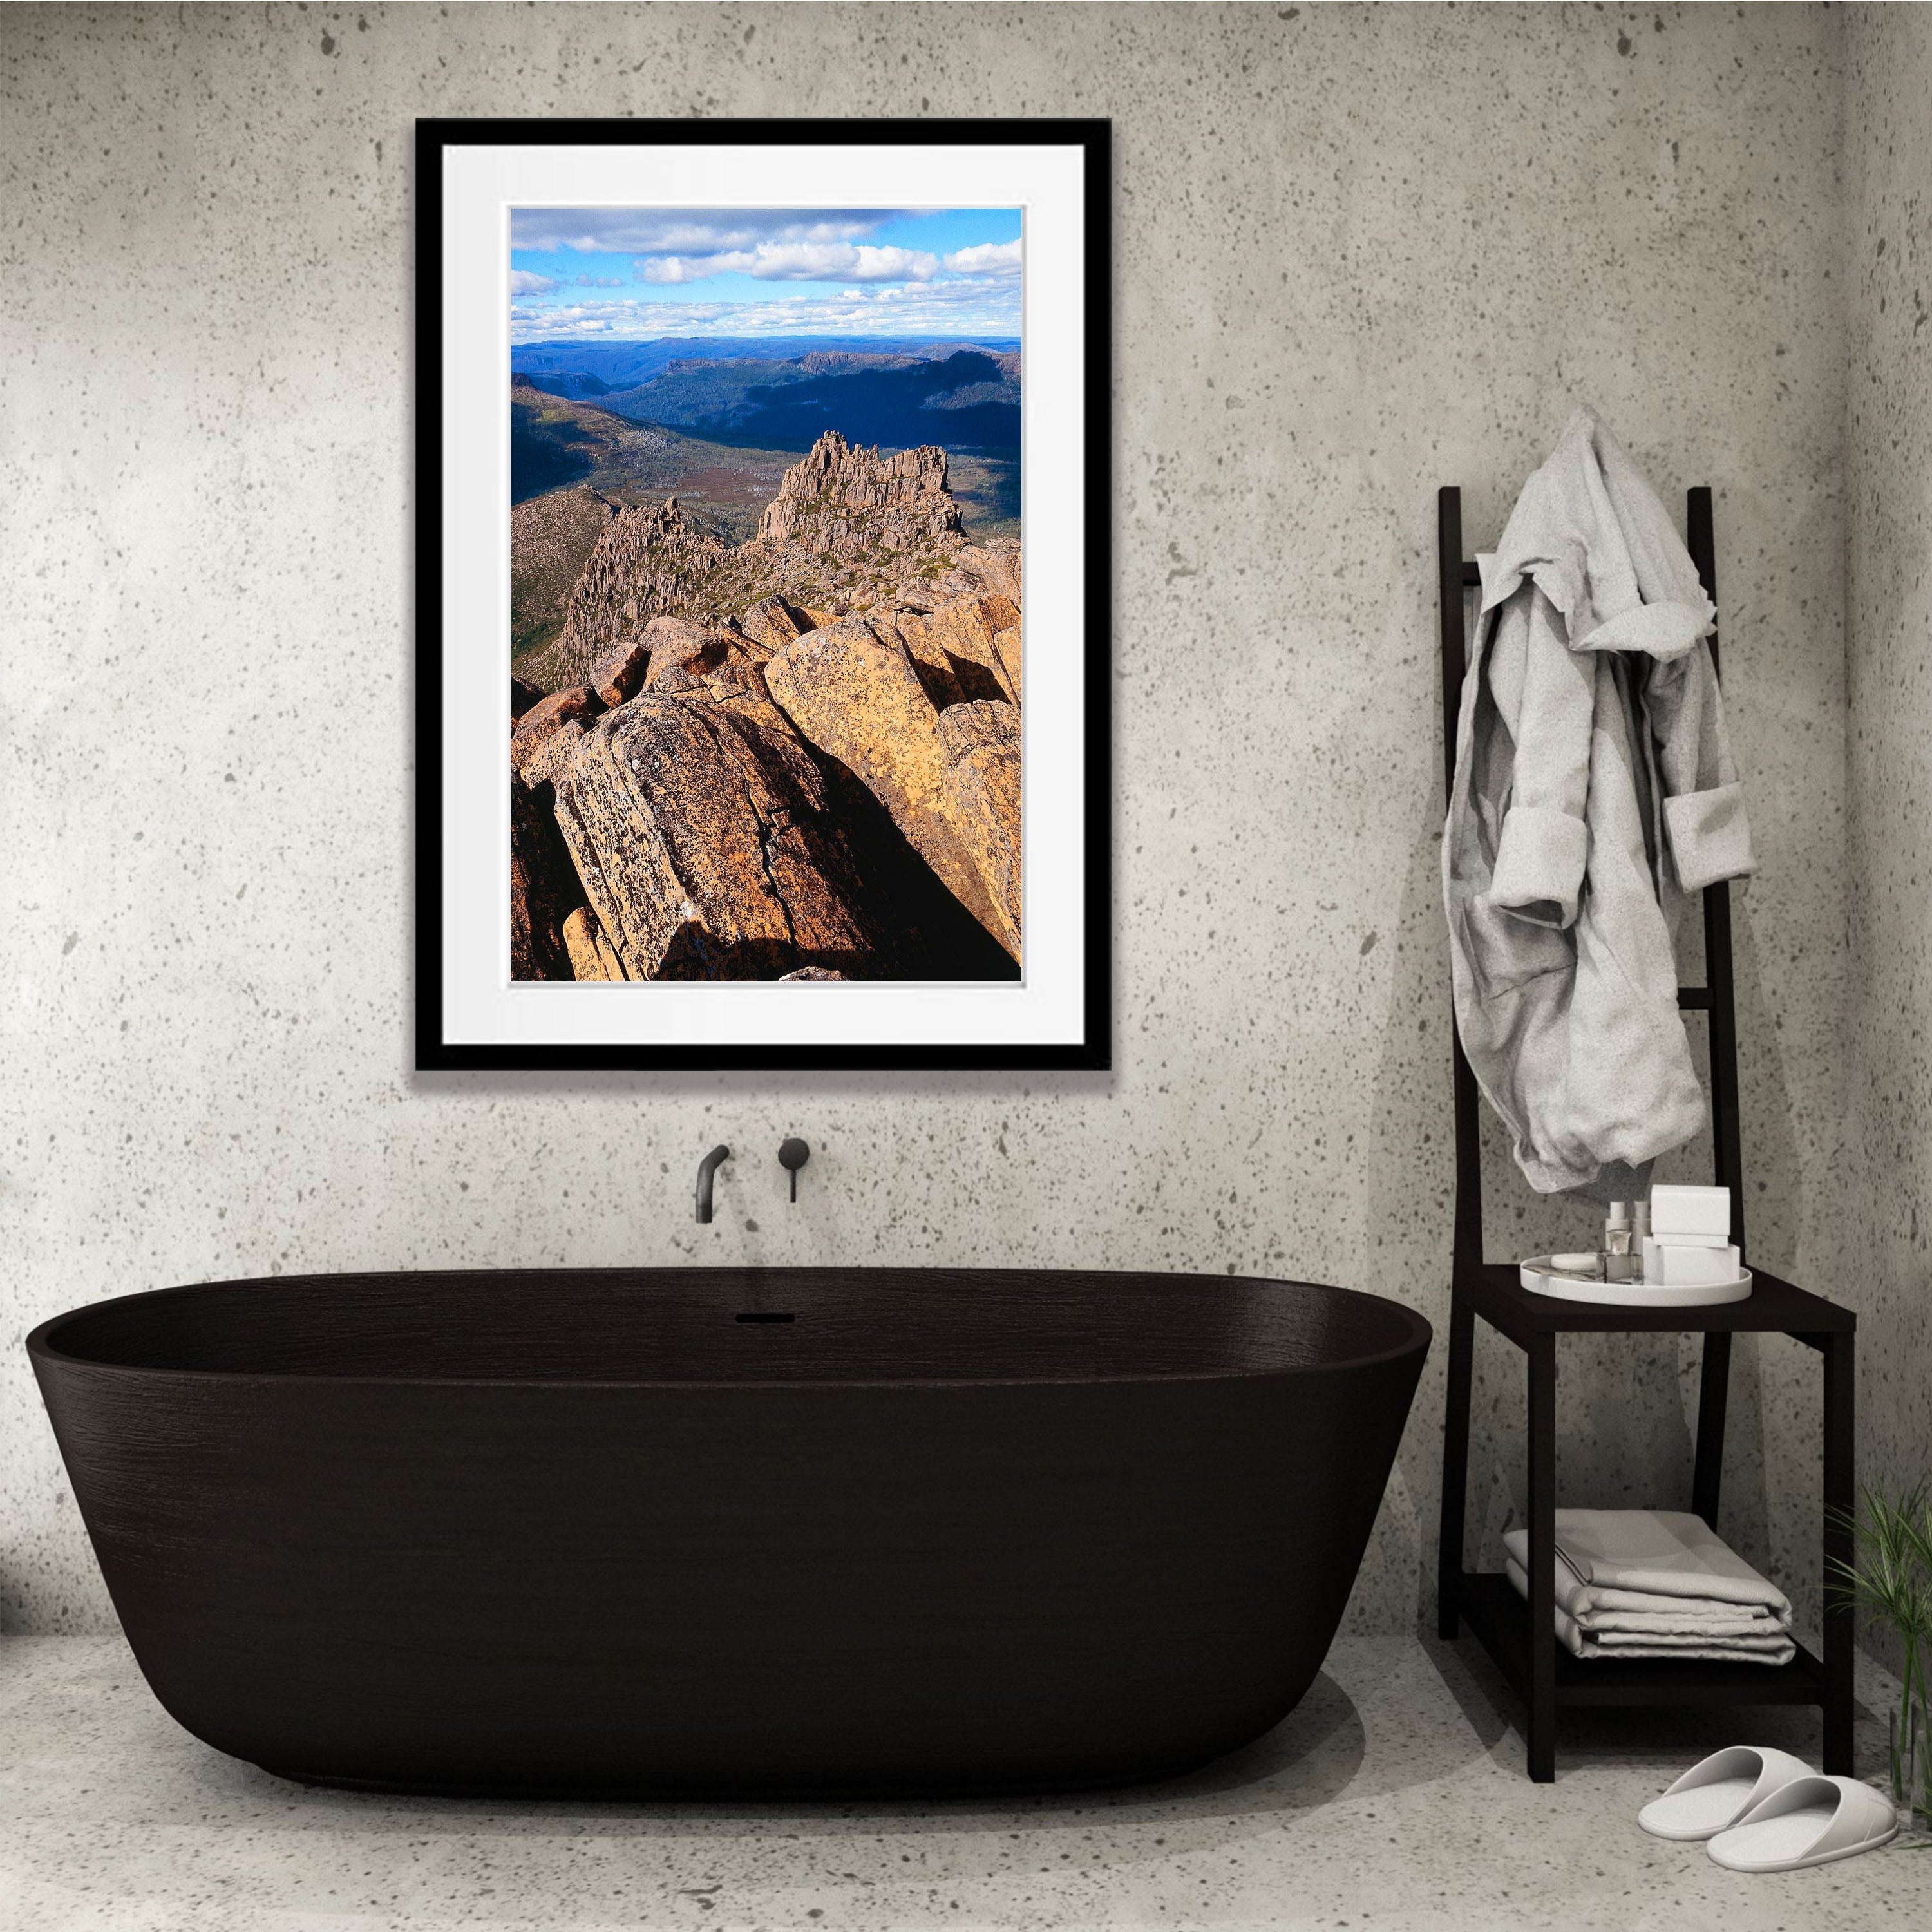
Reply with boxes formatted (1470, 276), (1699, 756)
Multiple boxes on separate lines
(509, 207), (1021, 343)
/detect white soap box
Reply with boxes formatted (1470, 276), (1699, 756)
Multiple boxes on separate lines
(1649, 1183), (1731, 1240)
(1642, 1237), (1743, 1287)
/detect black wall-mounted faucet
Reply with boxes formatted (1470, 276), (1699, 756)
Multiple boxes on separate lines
(695, 1144), (730, 1224)
(779, 1137), (810, 1202)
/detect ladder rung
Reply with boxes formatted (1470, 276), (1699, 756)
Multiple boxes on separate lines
(1678, 987), (1712, 1010)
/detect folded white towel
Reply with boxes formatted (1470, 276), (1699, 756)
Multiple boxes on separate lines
(1504, 1557), (1786, 1638)
(1502, 1509), (1792, 1618)
(1522, 1569), (1793, 1662)
(1543, 1576), (1779, 1619)
(1582, 1624), (1792, 1654)
(1537, 1592), (1795, 1665)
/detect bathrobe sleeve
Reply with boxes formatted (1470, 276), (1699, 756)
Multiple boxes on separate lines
(1482, 581), (1595, 929)
(1645, 643), (1757, 893)
(1473, 426), (1620, 931)
(1580, 417), (1756, 894)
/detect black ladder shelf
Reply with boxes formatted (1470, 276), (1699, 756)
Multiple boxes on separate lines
(1434, 484), (1857, 1783)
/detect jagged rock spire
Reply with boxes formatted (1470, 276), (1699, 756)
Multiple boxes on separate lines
(757, 430), (962, 554)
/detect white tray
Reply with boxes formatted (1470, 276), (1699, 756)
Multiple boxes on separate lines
(1519, 1256), (1753, 1308)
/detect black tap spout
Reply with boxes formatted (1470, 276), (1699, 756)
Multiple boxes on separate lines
(695, 1144), (730, 1224)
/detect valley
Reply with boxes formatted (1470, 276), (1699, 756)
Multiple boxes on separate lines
(511, 339), (1023, 674)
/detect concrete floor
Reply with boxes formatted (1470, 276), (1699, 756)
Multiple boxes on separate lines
(1, 1631), (1926, 1931)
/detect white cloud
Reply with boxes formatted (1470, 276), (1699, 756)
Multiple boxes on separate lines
(510, 208), (904, 254)
(509, 269), (558, 296)
(634, 256), (704, 287)
(638, 241), (942, 286)
(943, 240), (1023, 277)
(508, 279), (1022, 345)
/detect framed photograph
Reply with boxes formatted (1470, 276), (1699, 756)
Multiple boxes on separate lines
(417, 117), (1110, 1072)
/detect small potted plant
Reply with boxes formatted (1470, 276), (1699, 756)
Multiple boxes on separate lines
(1831, 1479), (1932, 1832)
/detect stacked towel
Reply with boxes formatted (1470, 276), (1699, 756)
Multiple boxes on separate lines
(1502, 1509), (1795, 1665)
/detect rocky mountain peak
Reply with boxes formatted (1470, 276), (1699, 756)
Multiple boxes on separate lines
(536, 433), (1003, 692)
(756, 430), (963, 555)
(556, 495), (730, 673)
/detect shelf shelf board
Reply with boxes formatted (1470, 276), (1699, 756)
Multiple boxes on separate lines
(1457, 1573), (1826, 1709)
(1459, 1263), (1853, 1346)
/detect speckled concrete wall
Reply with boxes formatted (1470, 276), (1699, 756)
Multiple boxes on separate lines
(1844, 7), (1932, 1520)
(0, 4), (1859, 1638)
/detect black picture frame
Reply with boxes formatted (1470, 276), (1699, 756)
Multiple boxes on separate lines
(416, 117), (1111, 1073)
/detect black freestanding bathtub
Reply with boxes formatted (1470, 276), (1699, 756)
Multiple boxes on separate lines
(30, 1269), (1428, 1797)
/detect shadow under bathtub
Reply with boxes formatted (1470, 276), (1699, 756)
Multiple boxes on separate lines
(196, 1671), (1368, 1839)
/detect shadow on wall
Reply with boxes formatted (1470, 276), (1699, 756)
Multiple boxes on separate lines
(1705, 905), (1819, 1633)
(1358, 795), (1472, 1634)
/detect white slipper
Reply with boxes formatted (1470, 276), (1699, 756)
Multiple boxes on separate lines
(1706, 1774), (1899, 1872)
(1638, 1745), (1816, 1841)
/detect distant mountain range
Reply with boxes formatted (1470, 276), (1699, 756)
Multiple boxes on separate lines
(511, 337), (1021, 457)
(512, 335), (1019, 389)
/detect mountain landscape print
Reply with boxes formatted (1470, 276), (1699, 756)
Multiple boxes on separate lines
(507, 206), (1024, 986)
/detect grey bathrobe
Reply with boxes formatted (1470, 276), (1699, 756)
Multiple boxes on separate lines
(1443, 412), (1756, 1197)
